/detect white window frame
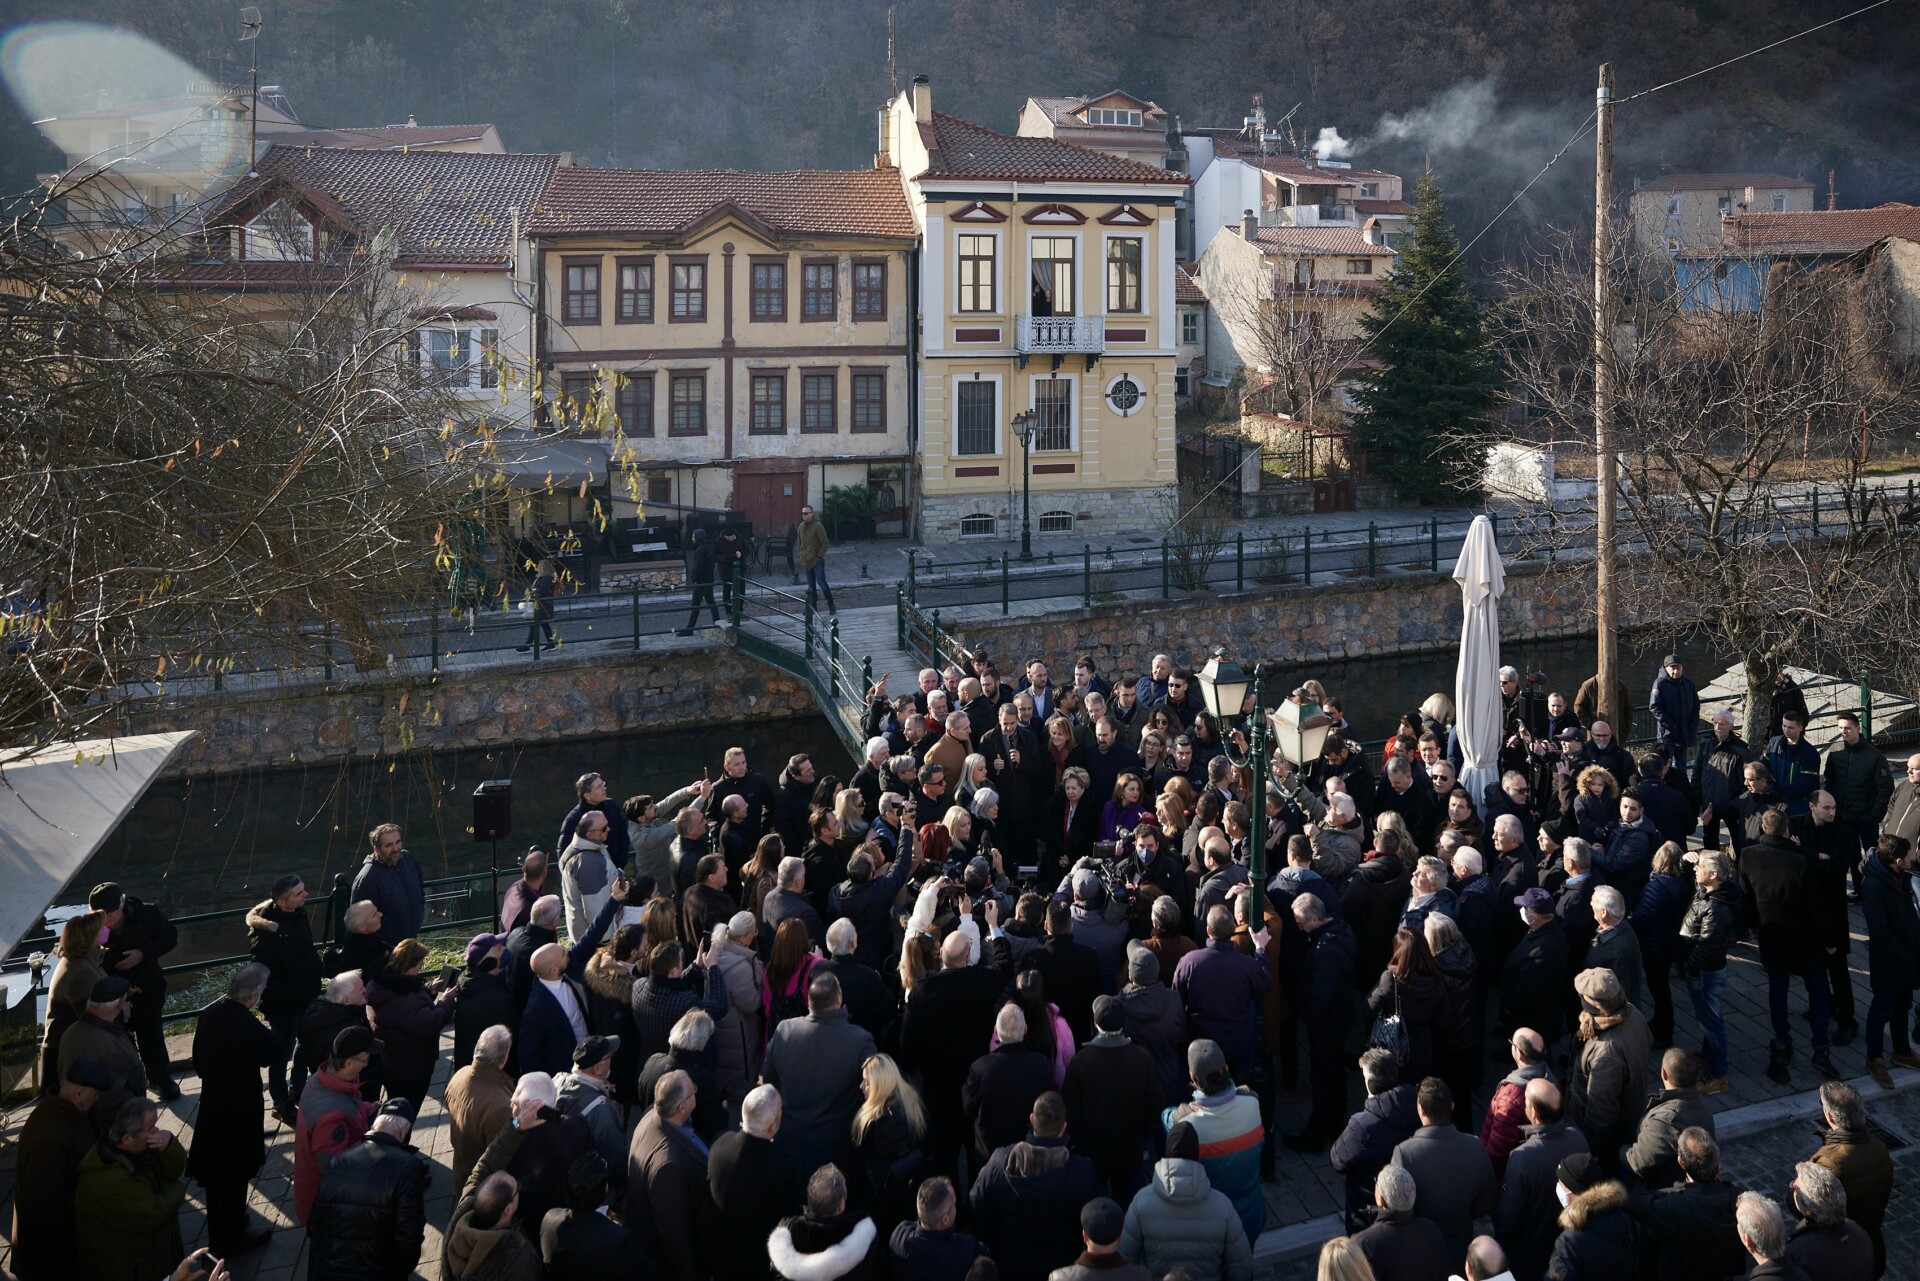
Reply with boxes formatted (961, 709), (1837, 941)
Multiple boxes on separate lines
(1180, 308), (1200, 345)
(244, 203), (313, 260)
(1085, 108), (1142, 127)
(1664, 195), (1683, 219)
(1028, 233), (1080, 317)
(1770, 190), (1788, 212)
(1360, 182), (1380, 199)
(1038, 510), (1075, 533)
(1027, 372), (1077, 453)
(953, 372), (1003, 457)
(1102, 232), (1145, 315)
(959, 513), (998, 537)
(956, 229), (1001, 316)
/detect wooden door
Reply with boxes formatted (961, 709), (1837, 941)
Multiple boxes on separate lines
(735, 471), (805, 536)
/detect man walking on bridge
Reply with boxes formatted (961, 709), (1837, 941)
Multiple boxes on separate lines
(797, 504), (837, 615)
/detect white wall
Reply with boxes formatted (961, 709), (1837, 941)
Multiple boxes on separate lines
(1192, 157), (1262, 266)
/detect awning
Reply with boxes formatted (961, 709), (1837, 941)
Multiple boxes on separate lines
(0, 731), (199, 957)
(481, 439), (610, 490)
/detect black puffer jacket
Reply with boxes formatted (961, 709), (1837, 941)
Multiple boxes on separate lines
(1430, 939), (1481, 1059)
(1677, 882), (1739, 977)
(246, 898), (323, 1020)
(307, 1131), (429, 1280)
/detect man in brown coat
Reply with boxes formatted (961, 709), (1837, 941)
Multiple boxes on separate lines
(627, 1069), (714, 1281)
(11, 1059), (106, 1281)
(446, 1025), (515, 1190)
(1811, 1080), (1894, 1277)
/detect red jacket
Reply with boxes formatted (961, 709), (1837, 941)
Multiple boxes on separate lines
(1478, 1064), (1555, 1179)
(293, 1068), (374, 1223)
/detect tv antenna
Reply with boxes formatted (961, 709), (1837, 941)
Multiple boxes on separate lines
(886, 6), (898, 96)
(239, 6), (262, 177)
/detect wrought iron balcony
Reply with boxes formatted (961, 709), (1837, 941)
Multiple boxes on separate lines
(1015, 314), (1104, 354)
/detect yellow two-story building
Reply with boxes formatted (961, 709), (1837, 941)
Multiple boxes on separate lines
(883, 77), (1189, 540)
(527, 167), (918, 537)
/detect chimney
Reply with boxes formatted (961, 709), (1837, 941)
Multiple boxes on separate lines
(912, 75), (931, 125)
(876, 104), (893, 168)
(1241, 208), (1258, 240)
(1828, 169), (1838, 211)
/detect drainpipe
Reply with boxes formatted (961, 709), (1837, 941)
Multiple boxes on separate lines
(907, 241), (921, 539)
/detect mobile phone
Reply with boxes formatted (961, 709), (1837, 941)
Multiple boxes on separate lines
(439, 965), (460, 986)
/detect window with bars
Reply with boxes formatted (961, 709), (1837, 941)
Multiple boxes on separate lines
(670, 373), (706, 435)
(1105, 238), (1142, 312)
(960, 513), (996, 536)
(802, 261), (837, 320)
(1039, 511), (1074, 533)
(616, 374), (654, 437)
(958, 235), (996, 313)
(670, 260), (706, 321)
(617, 258), (653, 322)
(955, 380), (996, 455)
(802, 372), (837, 432)
(750, 260), (786, 321)
(563, 259), (600, 323)
(1032, 379), (1073, 450)
(851, 372), (886, 433)
(750, 372), (787, 434)
(852, 262), (886, 318)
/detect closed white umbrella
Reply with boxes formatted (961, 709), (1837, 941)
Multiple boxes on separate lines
(1452, 515), (1506, 816)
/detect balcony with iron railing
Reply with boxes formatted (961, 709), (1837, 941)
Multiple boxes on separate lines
(1015, 313), (1105, 354)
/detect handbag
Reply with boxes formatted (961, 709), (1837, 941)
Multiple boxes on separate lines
(1367, 980), (1409, 1065)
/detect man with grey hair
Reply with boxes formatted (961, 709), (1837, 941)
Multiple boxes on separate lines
(1734, 1192), (1789, 1276)
(1811, 1078), (1893, 1275)
(187, 962), (280, 1257)
(1556, 836), (1599, 970)
(309, 1097), (430, 1281)
(446, 1024), (515, 1189)
(818, 913), (893, 1038)
(710, 1084), (805, 1281)
(628, 1069), (713, 1281)
(1403, 855), (1456, 928)
(764, 854), (826, 951)
(1626, 1126), (1748, 1281)
(1351, 1163), (1449, 1281)
(853, 735), (894, 813)
(1786, 1160), (1873, 1280)
(324, 898), (388, 978)
(1585, 884), (1644, 1005)
(1287, 891), (1356, 1152)
(1678, 848), (1737, 1092)
(1449, 844), (1500, 977)
(296, 968), (378, 1107)
(74, 1097), (188, 1280)
(963, 1003), (1052, 1161)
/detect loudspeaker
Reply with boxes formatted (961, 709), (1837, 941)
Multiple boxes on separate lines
(473, 779), (513, 842)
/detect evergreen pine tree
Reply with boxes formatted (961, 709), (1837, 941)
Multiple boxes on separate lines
(1351, 171), (1495, 503)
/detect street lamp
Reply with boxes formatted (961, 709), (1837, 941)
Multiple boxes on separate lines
(1197, 647), (1272, 888)
(1013, 408), (1039, 561)
(1270, 687), (1333, 769)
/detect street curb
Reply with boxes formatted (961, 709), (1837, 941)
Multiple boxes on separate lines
(1245, 1064), (1920, 1266)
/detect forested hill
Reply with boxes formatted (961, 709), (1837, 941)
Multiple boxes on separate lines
(4, 0), (1917, 264)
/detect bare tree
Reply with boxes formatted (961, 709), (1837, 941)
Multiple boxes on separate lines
(1210, 262), (1355, 429)
(0, 184), (482, 746)
(1488, 230), (1920, 732)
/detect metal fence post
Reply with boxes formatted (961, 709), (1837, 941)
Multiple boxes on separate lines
(805, 597), (816, 660)
(1812, 485), (1821, 536)
(1367, 522), (1377, 577)
(1862, 678), (1874, 740)
(1001, 552), (1010, 616)
(1490, 510), (1500, 544)
(896, 586), (905, 650)
(1303, 528), (1313, 584)
(1236, 532), (1244, 592)
(1083, 545), (1092, 608)
(323, 619), (335, 681)
(431, 609), (441, 673)
(730, 563), (744, 628)
(862, 656), (873, 699)
(829, 617), (840, 688)
(630, 585), (641, 650)
(907, 553), (917, 605)
(1429, 517), (1439, 571)
(1161, 540), (1170, 598)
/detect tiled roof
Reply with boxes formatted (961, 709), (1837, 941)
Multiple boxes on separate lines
(918, 112), (1188, 185)
(1716, 204), (1920, 256)
(1243, 225), (1396, 256)
(1029, 92), (1165, 128)
(527, 167), (917, 241)
(262, 123), (499, 150)
(1356, 198), (1416, 216)
(205, 146), (563, 265)
(1175, 262), (1207, 303)
(130, 261), (349, 291)
(1635, 172), (1813, 193)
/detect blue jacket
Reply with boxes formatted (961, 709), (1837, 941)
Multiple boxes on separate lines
(1171, 940), (1271, 1064)
(351, 850), (426, 945)
(1328, 1083), (1420, 1230)
(515, 895), (622, 1074)
(1629, 872), (1690, 964)
(1648, 673), (1700, 750)
(1765, 734), (1821, 815)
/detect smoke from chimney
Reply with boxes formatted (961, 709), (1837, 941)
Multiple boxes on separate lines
(1314, 126), (1353, 161)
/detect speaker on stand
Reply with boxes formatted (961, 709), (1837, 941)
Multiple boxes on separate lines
(473, 779), (513, 923)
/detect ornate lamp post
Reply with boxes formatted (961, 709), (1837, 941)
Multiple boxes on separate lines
(1013, 408), (1039, 560)
(1197, 648), (1268, 885)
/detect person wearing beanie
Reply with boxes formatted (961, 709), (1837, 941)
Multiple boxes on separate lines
(1064, 995), (1165, 1204)
(1566, 967), (1651, 1173)
(1118, 1123), (1253, 1281)
(1545, 1151), (1636, 1279)
(452, 932), (514, 1073)
(1164, 1041), (1266, 1244)
(1048, 1197), (1151, 1281)
(1117, 942), (1188, 1105)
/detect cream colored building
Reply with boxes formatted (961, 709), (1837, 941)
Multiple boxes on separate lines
(527, 168), (918, 537)
(885, 76), (1189, 541)
(1629, 172), (1816, 254)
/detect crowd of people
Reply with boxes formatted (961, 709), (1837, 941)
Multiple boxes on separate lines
(13, 651), (1919, 1281)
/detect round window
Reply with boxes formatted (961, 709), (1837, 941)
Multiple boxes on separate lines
(1106, 375), (1143, 416)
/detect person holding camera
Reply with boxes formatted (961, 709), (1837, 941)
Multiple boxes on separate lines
(364, 938), (460, 1112)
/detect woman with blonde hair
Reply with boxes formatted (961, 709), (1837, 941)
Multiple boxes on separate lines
(1419, 691), (1456, 732)
(1573, 764), (1622, 845)
(1316, 1236), (1377, 1281)
(41, 910), (104, 1085)
(956, 752), (991, 809)
(639, 897), (680, 959)
(834, 788), (869, 852)
(853, 1053), (929, 1232)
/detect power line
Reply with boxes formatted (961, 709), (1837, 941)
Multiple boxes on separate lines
(1617, 0), (1899, 105)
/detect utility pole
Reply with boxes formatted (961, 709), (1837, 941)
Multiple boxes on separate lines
(1593, 62), (1619, 731)
(240, 7), (263, 178)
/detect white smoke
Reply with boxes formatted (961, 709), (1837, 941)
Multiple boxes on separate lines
(1370, 78), (1500, 152)
(1314, 126), (1353, 160)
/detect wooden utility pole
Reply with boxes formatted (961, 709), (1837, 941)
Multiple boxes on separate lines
(1593, 62), (1619, 729)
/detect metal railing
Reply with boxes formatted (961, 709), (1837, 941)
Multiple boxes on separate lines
(728, 568), (870, 754)
(1016, 314), (1105, 353)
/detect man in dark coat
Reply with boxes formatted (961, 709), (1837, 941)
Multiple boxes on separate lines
(983, 702), (1045, 869)
(1766, 711), (1822, 817)
(1343, 834), (1413, 983)
(817, 921), (894, 1040)
(677, 527), (720, 635)
(712, 745), (780, 849)
(1647, 656), (1700, 773)
(297, 971), (380, 1104)
(627, 1069), (714, 1281)
(1691, 713), (1753, 849)
(768, 1165), (883, 1281)
(349, 825), (426, 945)
(1810, 1080), (1895, 1277)
(557, 771), (633, 873)
(1743, 806), (1837, 1081)
(453, 934), (515, 1071)
(11, 1058), (107, 1281)
(1287, 894), (1358, 1150)
(890, 1177), (988, 1281)
(541, 1151), (649, 1280)
(499, 848), (552, 934)
(964, 1007), (1058, 1162)
(1797, 789), (1863, 1043)
(1502, 889), (1570, 1049)
(1861, 834), (1920, 1091)
(969, 1091), (1105, 1281)
(1171, 904), (1272, 1088)
(1373, 759), (1439, 851)
(763, 972), (878, 1176)
(1351, 1164), (1451, 1281)
(1388, 1079), (1499, 1265)
(323, 899), (391, 980)
(521, 889), (628, 1076)
(683, 853), (740, 944)
(1492, 1079), (1589, 1281)
(827, 843), (916, 968)
(187, 964), (282, 1258)
(1021, 901), (1104, 1045)
(710, 1085), (806, 1281)
(1062, 996), (1164, 1203)
(1626, 1127), (1750, 1281)
(308, 1100), (430, 1281)
(1633, 752), (1699, 849)
(245, 874), (324, 1119)
(1328, 1049), (1421, 1232)
(1625, 1049), (1716, 1192)
(57, 977), (145, 1125)
(904, 928), (1016, 1178)
(89, 881), (178, 1098)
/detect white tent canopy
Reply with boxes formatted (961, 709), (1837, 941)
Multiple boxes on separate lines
(1452, 515), (1506, 814)
(0, 731), (197, 959)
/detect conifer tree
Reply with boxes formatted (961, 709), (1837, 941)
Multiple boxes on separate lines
(1351, 172), (1495, 502)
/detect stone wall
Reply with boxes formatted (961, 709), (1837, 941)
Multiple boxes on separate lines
(108, 637), (816, 778)
(947, 555), (1659, 675)
(917, 485), (1175, 543)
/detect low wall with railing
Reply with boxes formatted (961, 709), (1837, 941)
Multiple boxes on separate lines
(107, 635), (817, 777)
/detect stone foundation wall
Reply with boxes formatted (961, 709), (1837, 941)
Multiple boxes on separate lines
(917, 485), (1175, 543)
(947, 556), (1664, 675)
(108, 638), (816, 778)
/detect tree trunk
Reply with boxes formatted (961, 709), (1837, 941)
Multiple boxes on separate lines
(1741, 658), (1776, 745)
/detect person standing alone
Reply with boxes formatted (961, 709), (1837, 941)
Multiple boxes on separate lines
(796, 504), (837, 615)
(678, 527), (720, 636)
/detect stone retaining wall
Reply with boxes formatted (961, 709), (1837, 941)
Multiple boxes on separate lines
(109, 638), (816, 778)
